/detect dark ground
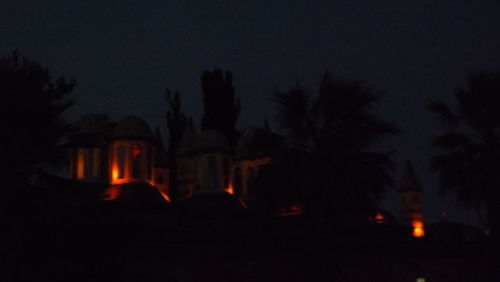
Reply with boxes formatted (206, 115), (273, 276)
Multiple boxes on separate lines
(4, 214), (500, 282)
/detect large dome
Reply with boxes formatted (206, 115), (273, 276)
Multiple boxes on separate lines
(112, 115), (153, 139)
(74, 114), (111, 135)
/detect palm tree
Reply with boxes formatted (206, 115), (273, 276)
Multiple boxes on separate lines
(428, 71), (500, 242)
(256, 72), (398, 281)
(266, 72), (399, 227)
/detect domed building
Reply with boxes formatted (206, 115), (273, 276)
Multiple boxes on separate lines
(177, 124), (232, 197)
(67, 114), (111, 182)
(68, 114), (169, 202)
(176, 123), (271, 202)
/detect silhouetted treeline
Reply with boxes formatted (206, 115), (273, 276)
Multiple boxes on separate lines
(165, 89), (187, 201)
(428, 70), (500, 244)
(201, 68), (240, 146)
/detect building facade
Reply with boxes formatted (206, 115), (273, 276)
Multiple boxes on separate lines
(68, 114), (170, 201)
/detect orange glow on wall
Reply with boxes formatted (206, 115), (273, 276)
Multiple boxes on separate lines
(412, 220), (425, 237)
(103, 186), (121, 200)
(77, 149), (85, 179)
(112, 166), (119, 181)
(224, 184), (234, 195)
(110, 164), (133, 184)
(375, 213), (385, 221)
(157, 189), (171, 203)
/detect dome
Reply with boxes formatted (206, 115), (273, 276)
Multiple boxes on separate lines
(74, 114), (111, 135)
(112, 115), (153, 139)
(193, 130), (230, 151)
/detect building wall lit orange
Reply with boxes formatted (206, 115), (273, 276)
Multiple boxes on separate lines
(412, 220), (425, 237)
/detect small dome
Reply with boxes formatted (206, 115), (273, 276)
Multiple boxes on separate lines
(74, 114), (111, 135)
(112, 115), (153, 139)
(194, 130), (229, 151)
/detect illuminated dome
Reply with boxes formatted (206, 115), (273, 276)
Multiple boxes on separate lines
(74, 114), (111, 135)
(112, 115), (153, 139)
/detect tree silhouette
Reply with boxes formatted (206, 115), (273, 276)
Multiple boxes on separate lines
(165, 89), (186, 201)
(200, 68), (240, 146)
(428, 70), (500, 242)
(0, 51), (75, 181)
(266, 72), (399, 226)
(0, 51), (75, 262)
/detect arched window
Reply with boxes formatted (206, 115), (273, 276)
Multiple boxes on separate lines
(76, 148), (85, 179)
(83, 148), (93, 179)
(117, 145), (126, 179)
(131, 144), (142, 179)
(234, 167), (242, 197)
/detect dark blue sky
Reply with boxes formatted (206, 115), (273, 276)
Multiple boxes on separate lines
(2, 0), (500, 226)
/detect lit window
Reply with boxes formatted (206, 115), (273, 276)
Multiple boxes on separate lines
(117, 145), (126, 179)
(77, 148), (85, 179)
(412, 221), (425, 237)
(416, 278), (426, 282)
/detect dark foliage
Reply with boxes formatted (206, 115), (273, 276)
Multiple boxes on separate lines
(201, 68), (240, 146)
(0, 51), (75, 180)
(256, 72), (399, 226)
(165, 89), (187, 201)
(428, 70), (500, 242)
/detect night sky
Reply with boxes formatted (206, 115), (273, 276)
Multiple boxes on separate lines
(2, 1), (500, 226)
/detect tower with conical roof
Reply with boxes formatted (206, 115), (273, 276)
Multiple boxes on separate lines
(398, 160), (425, 237)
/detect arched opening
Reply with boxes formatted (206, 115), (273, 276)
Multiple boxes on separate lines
(117, 145), (126, 179)
(131, 144), (142, 179)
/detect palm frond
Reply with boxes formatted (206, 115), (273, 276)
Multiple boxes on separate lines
(426, 100), (459, 126)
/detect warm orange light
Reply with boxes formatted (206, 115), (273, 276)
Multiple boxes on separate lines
(77, 150), (85, 179)
(224, 184), (234, 195)
(103, 186), (121, 200)
(110, 164), (131, 184)
(375, 212), (385, 222)
(412, 220), (425, 237)
(157, 189), (171, 203)
(112, 166), (119, 181)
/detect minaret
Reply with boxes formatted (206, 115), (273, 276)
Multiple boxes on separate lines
(398, 160), (425, 237)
